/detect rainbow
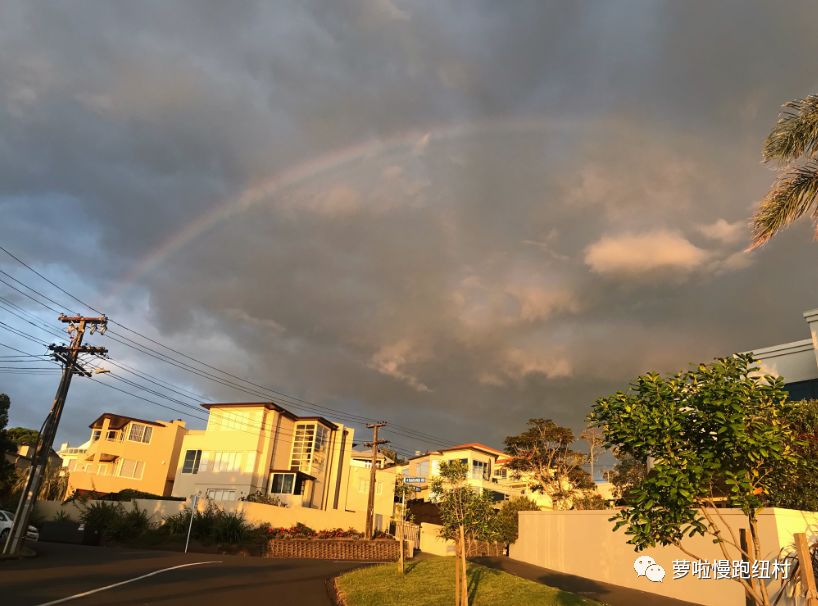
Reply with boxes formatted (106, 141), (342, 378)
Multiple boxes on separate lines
(105, 115), (566, 304)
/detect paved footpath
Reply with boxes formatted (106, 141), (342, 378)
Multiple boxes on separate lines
(0, 541), (363, 606)
(474, 556), (704, 606)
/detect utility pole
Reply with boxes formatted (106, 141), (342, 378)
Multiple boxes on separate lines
(364, 421), (388, 539)
(3, 314), (107, 555)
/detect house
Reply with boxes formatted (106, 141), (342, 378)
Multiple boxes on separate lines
(170, 402), (395, 524)
(350, 448), (394, 469)
(65, 413), (187, 497)
(750, 307), (818, 400)
(57, 440), (91, 476)
(401, 443), (518, 503)
(492, 455), (554, 509)
(5, 444), (62, 474)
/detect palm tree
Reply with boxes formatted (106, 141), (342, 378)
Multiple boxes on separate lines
(749, 94), (818, 250)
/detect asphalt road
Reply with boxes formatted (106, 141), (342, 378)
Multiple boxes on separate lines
(0, 542), (364, 606)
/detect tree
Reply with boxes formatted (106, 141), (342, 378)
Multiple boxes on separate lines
(503, 418), (590, 509)
(769, 399), (818, 511)
(7, 427), (39, 447)
(607, 452), (647, 501)
(0, 394), (17, 496)
(588, 354), (803, 606)
(749, 93), (818, 250)
(495, 496), (539, 549)
(580, 427), (605, 481)
(431, 460), (498, 606)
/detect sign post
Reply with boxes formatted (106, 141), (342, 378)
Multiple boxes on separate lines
(185, 494), (199, 554)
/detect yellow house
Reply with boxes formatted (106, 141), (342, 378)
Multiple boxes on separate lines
(171, 402), (365, 512)
(66, 413), (187, 497)
(401, 443), (519, 503)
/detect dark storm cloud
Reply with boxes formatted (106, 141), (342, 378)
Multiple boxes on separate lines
(2, 0), (818, 459)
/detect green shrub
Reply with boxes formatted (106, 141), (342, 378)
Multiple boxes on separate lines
(212, 511), (250, 544)
(107, 502), (152, 541)
(80, 501), (122, 534)
(243, 491), (287, 507)
(51, 509), (71, 523)
(161, 510), (192, 535)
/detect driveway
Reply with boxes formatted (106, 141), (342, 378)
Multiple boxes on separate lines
(0, 542), (363, 606)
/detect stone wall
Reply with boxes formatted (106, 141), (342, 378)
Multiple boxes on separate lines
(265, 538), (399, 561)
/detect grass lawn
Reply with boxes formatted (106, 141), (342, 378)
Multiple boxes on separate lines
(335, 556), (600, 606)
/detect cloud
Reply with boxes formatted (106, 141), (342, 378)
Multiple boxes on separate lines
(479, 348), (573, 387)
(696, 218), (746, 245)
(2, 1), (818, 458)
(584, 231), (708, 276)
(368, 340), (431, 392)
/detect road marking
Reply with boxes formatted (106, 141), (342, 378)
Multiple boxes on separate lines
(34, 560), (222, 606)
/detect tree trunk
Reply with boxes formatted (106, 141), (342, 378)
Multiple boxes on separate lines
(459, 524), (469, 606)
(748, 513), (771, 606)
(454, 535), (461, 606)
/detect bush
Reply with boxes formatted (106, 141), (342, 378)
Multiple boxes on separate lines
(51, 509), (71, 523)
(80, 501), (122, 534)
(161, 510), (192, 535)
(212, 511), (250, 544)
(107, 502), (152, 541)
(80, 501), (153, 542)
(243, 491), (287, 507)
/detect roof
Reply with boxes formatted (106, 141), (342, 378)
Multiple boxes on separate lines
(89, 413), (167, 430)
(201, 402), (338, 430)
(439, 443), (505, 456)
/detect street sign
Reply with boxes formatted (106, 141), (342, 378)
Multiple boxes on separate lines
(403, 477), (426, 483)
(406, 485), (423, 492)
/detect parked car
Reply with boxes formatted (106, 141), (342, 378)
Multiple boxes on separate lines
(0, 509), (40, 542)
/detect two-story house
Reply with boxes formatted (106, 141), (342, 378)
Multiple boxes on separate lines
(170, 402), (357, 510)
(65, 413), (187, 497)
(401, 443), (516, 503)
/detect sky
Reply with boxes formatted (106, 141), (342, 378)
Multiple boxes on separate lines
(1, 1), (817, 467)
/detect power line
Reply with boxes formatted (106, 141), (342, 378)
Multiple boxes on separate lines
(0, 246), (460, 449)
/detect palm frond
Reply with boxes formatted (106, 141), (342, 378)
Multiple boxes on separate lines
(763, 95), (818, 163)
(748, 161), (818, 250)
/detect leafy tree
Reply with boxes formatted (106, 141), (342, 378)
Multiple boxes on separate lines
(503, 418), (591, 509)
(588, 354), (802, 606)
(769, 399), (818, 511)
(749, 93), (818, 249)
(495, 496), (539, 547)
(431, 460), (498, 606)
(6, 427), (39, 447)
(607, 452), (647, 501)
(0, 394), (17, 496)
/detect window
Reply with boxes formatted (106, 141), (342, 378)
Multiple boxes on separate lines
(127, 423), (153, 444)
(212, 451), (242, 473)
(106, 430), (120, 441)
(271, 472), (295, 494)
(289, 422), (330, 473)
(91, 430), (101, 442)
(416, 461), (429, 478)
(182, 450), (202, 474)
(290, 423), (315, 471)
(118, 459), (145, 479)
(217, 409), (247, 431)
(206, 489), (236, 501)
(471, 460), (489, 481)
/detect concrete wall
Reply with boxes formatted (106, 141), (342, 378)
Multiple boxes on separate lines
(419, 522), (456, 556)
(35, 497), (373, 531)
(510, 508), (818, 606)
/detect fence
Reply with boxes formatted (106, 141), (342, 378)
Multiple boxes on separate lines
(510, 508), (818, 606)
(265, 539), (399, 561)
(34, 498), (371, 532)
